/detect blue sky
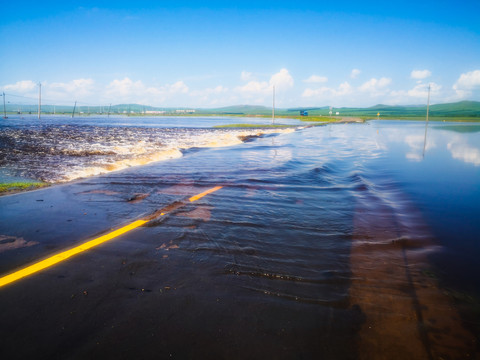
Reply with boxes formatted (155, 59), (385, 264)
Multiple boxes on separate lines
(1, 1), (479, 108)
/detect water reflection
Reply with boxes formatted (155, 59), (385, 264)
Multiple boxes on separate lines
(404, 134), (436, 161)
(447, 137), (480, 166)
(422, 117), (429, 158)
(375, 121), (480, 167)
(349, 169), (475, 359)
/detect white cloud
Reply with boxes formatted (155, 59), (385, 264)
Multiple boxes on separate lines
(302, 81), (352, 99)
(241, 71), (253, 81)
(453, 70), (480, 98)
(168, 81), (189, 94)
(454, 70), (480, 89)
(104, 77), (190, 105)
(236, 80), (270, 95)
(359, 77), (392, 94)
(338, 81), (353, 95)
(269, 68), (294, 90)
(302, 87), (328, 98)
(192, 85), (228, 96)
(47, 79), (95, 100)
(50, 78), (94, 92)
(407, 82), (441, 98)
(389, 81), (442, 104)
(4, 67), (478, 108)
(303, 75), (328, 83)
(411, 70), (432, 79)
(3, 80), (37, 92)
(350, 69), (361, 79)
(235, 69), (294, 102)
(448, 138), (480, 166)
(106, 77), (150, 98)
(189, 85), (230, 106)
(2, 79), (96, 104)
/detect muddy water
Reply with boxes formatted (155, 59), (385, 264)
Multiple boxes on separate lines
(0, 118), (479, 359)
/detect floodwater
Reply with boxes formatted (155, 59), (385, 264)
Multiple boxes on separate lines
(0, 117), (479, 359)
(0, 115), (297, 182)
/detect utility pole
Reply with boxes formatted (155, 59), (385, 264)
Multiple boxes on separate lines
(272, 85), (275, 125)
(426, 84), (431, 123)
(38, 83), (42, 119)
(72, 101), (77, 118)
(422, 84), (431, 158)
(2, 92), (7, 119)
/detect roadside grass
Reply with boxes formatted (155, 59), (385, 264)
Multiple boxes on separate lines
(0, 182), (49, 194)
(296, 116), (338, 122)
(214, 124), (294, 128)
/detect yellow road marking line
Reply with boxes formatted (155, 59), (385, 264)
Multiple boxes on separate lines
(189, 186), (223, 202)
(0, 220), (147, 288)
(0, 186), (223, 288)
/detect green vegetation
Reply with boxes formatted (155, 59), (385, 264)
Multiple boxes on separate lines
(0, 182), (49, 194)
(4, 100), (479, 119)
(284, 101), (480, 119)
(201, 101), (480, 119)
(296, 116), (340, 123)
(206, 105), (273, 116)
(214, 123), (293, 128)
(434, 124), (480, 133)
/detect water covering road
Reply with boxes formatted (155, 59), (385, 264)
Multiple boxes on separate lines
(0, 118), (479, 359)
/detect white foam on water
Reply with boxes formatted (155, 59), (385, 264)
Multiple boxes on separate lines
(51, 128), (294, 182)
(62, 148), (184, 182)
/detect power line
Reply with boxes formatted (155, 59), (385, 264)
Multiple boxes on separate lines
(1, 92), (110, 107)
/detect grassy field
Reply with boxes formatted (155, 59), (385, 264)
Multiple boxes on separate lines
(5, 100), (479, 119)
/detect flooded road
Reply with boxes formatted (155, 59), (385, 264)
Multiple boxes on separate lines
(0, 118), (479, 358)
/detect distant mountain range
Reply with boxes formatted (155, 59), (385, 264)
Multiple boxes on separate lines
(323, 101), (480, 117)
(3, 101), (479, 118)
(206, 101), (480, 117)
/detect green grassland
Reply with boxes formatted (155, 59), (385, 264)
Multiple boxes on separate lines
(201, 101), (480, 119)
(283, 101), (480, 118)
(4, 100), (479, 120)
